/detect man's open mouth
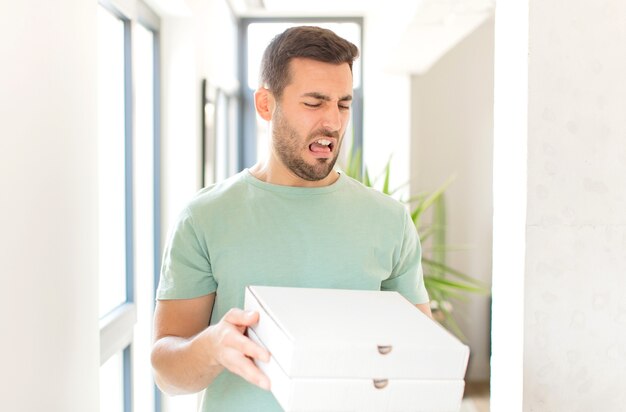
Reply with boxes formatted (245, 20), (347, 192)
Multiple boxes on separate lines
(309, 138), (334, 153)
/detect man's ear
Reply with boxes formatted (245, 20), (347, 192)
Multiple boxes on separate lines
(254, 87), (275, 121)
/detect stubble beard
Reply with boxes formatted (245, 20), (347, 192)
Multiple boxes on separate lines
(272, 107), (342, 182)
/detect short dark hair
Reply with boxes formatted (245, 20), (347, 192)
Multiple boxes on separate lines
(259, 26), (359, 98)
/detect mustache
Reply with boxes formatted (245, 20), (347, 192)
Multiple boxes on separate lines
(309, 128), (340, 139)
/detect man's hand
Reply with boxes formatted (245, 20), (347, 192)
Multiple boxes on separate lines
(151, 294), (271, 395)
(415, 302), (433, 318)
(199, 308), (271, 390)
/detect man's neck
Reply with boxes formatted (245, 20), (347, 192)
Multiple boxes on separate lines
(248, 160), (339, 188)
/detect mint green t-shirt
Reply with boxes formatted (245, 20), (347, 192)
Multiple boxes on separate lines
(157, 169), (429, 412)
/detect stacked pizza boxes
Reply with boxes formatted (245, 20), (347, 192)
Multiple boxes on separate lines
(244, 286), (470, 412)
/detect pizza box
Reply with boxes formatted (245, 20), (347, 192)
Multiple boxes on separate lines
(248, 327), (466, 412)
(244, 286), (469, 379)
(243, 286), (470, 412)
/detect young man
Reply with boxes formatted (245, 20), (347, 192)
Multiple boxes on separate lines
(151, 26), (431, 411)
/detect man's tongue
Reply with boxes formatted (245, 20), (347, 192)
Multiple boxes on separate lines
(310, 142), (331, 153)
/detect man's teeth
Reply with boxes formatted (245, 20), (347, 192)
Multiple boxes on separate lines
(316, 139), (331, 146)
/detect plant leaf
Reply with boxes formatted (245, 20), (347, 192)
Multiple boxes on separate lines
(419, 175), (455, 216)
(382, 157), (392, 195)
(363, 167), (371, 187)
(423, 275), (488, 294)
(438, 306), (468, 341)
(422, 257), (489, 289)
(418, 226), (435, 242)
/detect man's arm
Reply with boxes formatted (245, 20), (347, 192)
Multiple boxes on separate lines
(416, 302), (433, 318)
(151, 293), (271, 395)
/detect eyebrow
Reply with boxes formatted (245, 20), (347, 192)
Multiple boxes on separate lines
(301, 92), (353, 102)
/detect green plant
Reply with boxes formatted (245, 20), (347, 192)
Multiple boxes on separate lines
(344, 149), (489, 340)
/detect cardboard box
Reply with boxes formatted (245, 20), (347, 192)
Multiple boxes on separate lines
(244, 286), (470, 412)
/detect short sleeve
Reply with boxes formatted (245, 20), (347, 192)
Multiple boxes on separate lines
(156, 208), (217, 300)
(381, 209), (430, 304)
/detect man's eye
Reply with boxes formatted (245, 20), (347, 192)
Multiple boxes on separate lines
(339, 105), (351, 111)
(303, 102), (321, 108)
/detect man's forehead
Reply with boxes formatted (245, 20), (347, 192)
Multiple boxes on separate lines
(285, 59), (353, 96)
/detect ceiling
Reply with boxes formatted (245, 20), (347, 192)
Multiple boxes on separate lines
(230, 0), (494, 19)
(231, 0), (383, 16)
(230, 0), (495, 74)
(145, 0), (496, 75)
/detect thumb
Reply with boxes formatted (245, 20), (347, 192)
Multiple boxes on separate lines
(223, 308), (260, 327)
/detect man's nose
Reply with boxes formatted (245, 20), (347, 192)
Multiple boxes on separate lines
(321, 105), (342, 131)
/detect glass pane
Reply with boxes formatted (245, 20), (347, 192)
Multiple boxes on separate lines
(100, 350), (124, 412)
(227, 96), (239, 176)
(97, 6), (127, 318)
(132, 22), (156, 412)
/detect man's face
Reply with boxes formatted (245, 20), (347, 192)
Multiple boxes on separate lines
(270, 58), (353, 182)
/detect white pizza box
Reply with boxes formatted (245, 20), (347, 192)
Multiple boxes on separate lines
(244, 285), (469, 380)
(248, 327), (466, 412)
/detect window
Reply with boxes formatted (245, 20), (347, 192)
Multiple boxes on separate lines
(201, 83), (240, 186)
(97, 6), (133, 411)
(132, 18), (161, 412)
(238, 18), (364, 170)
(97, 1), (161, 411)
(99, 349), (126, 412)
(97, 2), (128, 321)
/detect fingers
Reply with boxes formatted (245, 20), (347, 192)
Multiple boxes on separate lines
(220, 309), (270, 360)
(221, 346), (271, 390)
(209, 309), (272, 390)
(217, 325), (269, 361)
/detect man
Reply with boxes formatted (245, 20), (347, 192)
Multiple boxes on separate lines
(151, 26), (432, 411)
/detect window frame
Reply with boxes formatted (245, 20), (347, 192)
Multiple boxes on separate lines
(97, 1), (161, 411)
(135, 8), (163, 411)
(97, 4), (135, 411)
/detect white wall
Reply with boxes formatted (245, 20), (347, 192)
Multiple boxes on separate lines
(160, 0), (238, 233)
(361, 2), (423, 195)
(493, 0), (626, 410)
(161, 16), (201, 233)
(0, 1), (100, 411)
(159, 0), (238, 410)
(522, 0), (626, 409)
(409, 17), (494, 381)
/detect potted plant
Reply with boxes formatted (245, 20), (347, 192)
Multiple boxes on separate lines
(343, 150), (489, 340)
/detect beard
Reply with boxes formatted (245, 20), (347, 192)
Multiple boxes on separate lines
(272, 106), (342, 182)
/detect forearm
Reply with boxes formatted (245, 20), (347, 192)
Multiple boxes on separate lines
(151, 334), (223, 395)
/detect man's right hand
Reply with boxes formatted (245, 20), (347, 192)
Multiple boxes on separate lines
(197, 308), (271, 390)
(151, 294), (271, 395)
